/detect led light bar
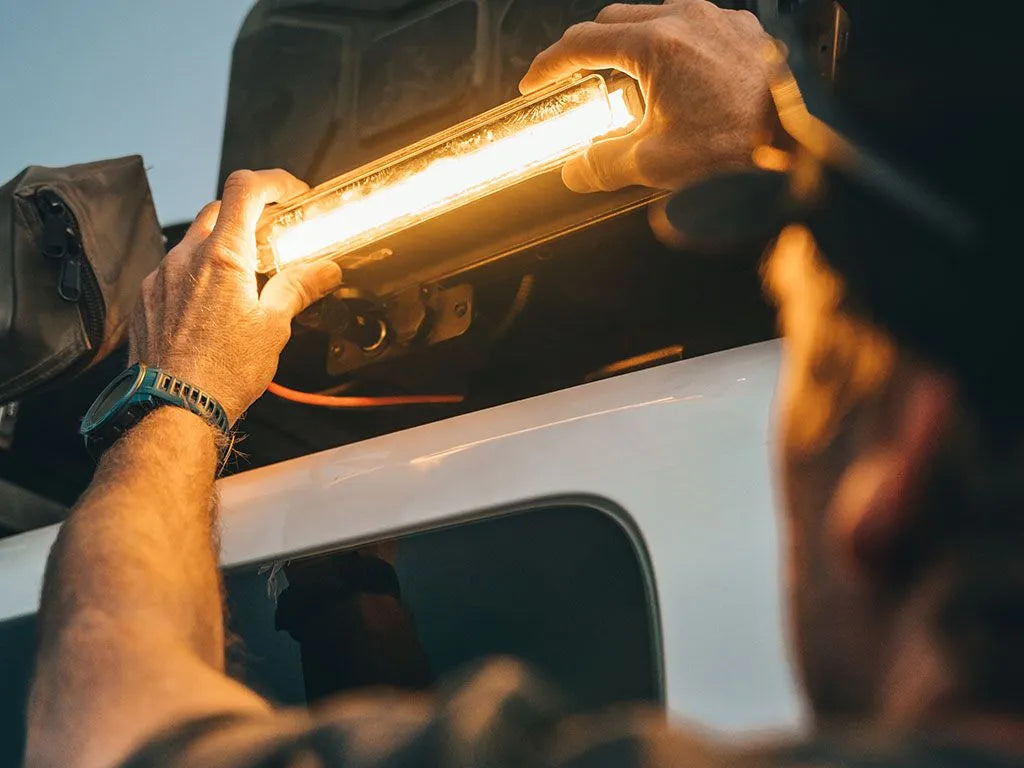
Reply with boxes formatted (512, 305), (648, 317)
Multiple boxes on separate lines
(256, 73), (645, 275)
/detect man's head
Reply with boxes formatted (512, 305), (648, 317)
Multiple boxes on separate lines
(758, 1), (1022, 724)
(765, 224), (1024, 722)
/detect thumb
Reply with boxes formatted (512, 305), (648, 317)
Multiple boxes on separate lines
(561, 133), (643, 193)
(259, 260), (343, 319)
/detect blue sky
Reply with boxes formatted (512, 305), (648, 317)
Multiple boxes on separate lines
(0, 0), (254, 224)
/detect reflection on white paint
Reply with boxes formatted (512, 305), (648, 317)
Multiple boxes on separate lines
(410, 397), (677, 466)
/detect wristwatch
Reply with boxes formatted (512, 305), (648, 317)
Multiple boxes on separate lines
(80, 362), (230, 455)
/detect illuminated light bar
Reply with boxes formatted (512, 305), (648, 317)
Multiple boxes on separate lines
(256, 73), (644, 275)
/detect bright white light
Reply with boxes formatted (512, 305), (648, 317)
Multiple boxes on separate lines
(266, 81), (640, 270)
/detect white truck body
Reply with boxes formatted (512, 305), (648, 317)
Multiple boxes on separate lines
(0, 340), (804, 733)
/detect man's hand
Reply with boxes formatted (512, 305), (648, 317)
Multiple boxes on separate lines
(519, 0), (774, 193)
(130, 168), (342, 423)
(29, 169), (345, 768)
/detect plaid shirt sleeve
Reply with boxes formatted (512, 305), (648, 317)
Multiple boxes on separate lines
(121, 658), (1008, 768)
(119, 658), (732, 768)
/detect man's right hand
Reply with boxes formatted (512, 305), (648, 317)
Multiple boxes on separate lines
(519, 0), (775, 193)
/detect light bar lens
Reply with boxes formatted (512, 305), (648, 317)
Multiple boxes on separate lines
(256, 73), (643, 274)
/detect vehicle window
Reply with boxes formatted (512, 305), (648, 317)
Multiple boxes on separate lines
(0, 502), (661, 765)
(224, 502), (663, 711)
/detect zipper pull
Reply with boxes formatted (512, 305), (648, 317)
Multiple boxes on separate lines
(58, 255), (82, 302)
(36, 190), (87, 303)
(40, 201), (70, 259)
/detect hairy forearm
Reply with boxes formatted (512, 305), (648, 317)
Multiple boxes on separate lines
(25, 409), (278, 768)
(23, 170), (334, 768)
(35, 407), (224, 678)
(27, 408), (231, 767)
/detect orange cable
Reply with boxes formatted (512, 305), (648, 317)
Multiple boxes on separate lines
(267, 381), (463, 408)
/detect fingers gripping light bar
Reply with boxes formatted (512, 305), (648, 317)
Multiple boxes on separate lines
(255, 73), (646, 278)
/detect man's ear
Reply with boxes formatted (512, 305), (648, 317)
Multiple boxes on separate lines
(828, 371), (955, 578)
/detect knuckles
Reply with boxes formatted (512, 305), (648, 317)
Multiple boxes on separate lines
(729, 8), (766, 38)
(562, 20), (600, 46)
(193, 202), (221, 235)
(644, 19), (691, 60)
(671, 0), (713, 18)
(594, 3), (633, 23)
(223, 169), (258, 193)
(197, 201), (221, 218)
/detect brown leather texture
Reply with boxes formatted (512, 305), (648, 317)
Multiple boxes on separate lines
(0, 156), (164, 402)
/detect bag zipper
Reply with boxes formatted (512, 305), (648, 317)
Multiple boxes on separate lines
(35, 189), (105, 349)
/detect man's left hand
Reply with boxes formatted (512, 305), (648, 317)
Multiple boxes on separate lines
(129, 169), (343, 424)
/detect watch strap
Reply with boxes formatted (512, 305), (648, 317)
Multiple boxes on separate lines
(82, 363), (231, 458)
(146, 368), (230, 435)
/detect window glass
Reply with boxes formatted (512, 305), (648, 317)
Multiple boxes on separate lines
(0, 502), (661, 765)
(224, 502), (662, 711)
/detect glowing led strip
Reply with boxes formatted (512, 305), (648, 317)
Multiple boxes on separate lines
(271, 89), (637, 268)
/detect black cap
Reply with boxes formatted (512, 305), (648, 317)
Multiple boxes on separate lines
(666, 1), (1019, 423)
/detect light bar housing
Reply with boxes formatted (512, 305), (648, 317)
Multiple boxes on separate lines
(256, 72), (658, 296)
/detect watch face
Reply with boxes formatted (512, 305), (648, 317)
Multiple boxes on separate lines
(81, 366), (143, 433)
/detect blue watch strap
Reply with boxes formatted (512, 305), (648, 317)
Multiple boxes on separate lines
(144, 367), (230, 435)
(81, 363), (231, 453)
